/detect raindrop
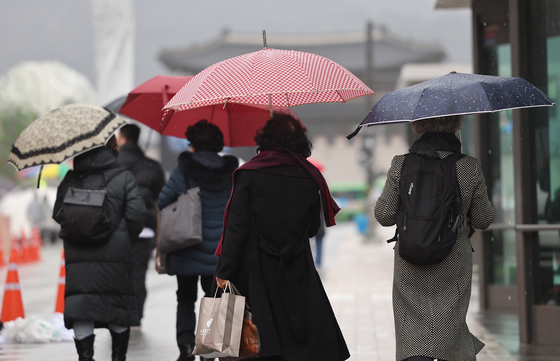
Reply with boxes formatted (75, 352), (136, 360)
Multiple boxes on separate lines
(483, 22), (487, 26)
(508, 296), (511, 300)
(488, 150), (492, 154)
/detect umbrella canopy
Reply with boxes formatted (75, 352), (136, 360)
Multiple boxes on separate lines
(118, 75), (296, 147)
(163, 47), (374, 112)
(348, 72), (555, 138)
(8, 104), (126, 171)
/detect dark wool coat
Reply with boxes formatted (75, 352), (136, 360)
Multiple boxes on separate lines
(157, 151), (238, 276)
(118, 143), (165, 230)
(215, 165), (350, 361)
(374, 133), (495, 361)
(53, 146), (146, 329)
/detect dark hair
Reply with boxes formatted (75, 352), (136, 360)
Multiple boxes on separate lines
(185, 119), (224, 152)
(119, 124), (141, 143)
(411, 115), (465, 134)
(254, 112), (312, 158)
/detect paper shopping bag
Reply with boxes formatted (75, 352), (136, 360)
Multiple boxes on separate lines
(193, 286), (245, 358)
(219, 307), (260, 360)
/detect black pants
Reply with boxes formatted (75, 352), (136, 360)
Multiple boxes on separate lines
(176, 275), (213, 347)
(132, 237), (156, 324)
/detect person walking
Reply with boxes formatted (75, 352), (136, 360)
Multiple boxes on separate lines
(53, 135), (146, 361)
(374, 115), (495, 361)
(214, 113), (350, 361)
(157, 120), (238, 361)
(117, 123), (165, 327)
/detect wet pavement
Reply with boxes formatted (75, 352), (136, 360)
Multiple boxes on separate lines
(0, 222), (557, 360)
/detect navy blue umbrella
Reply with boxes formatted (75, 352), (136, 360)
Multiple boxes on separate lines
(347, 72), (555, 139)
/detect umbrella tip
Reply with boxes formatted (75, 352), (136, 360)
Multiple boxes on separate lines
(450, 71), (457, 74)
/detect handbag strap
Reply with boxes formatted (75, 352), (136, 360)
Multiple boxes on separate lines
(180, 169), (198, 195)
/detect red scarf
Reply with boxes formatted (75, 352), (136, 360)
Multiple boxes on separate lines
(215, 150), (339, 256)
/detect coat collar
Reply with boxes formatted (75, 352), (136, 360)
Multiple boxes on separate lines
(409, 132), (462, 158)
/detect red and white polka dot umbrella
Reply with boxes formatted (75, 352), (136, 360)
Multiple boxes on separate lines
(164, 46), (374, 112)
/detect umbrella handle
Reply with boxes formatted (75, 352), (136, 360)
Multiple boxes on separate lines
(36, 165), (43, 189)
(347, 126), (361, 140)
(262, 30), (268, 49)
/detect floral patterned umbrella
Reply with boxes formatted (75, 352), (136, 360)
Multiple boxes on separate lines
(8, 103), (125, 171)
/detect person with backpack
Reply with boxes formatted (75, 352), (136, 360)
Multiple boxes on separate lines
(53, 135), (146, 361)
(374, 115), (494, 361)
(117, 123), (165, 328)
(157, 120), (238, 361)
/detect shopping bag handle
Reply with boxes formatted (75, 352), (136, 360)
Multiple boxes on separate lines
(213, 280), (238, 298)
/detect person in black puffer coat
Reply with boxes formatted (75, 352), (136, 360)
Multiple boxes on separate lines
(157, 120), (238, 361)
(117, 124), (165, 327)
(53, 137), (146, 361)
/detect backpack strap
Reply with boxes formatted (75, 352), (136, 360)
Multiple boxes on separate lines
(441, 152), (469, 233)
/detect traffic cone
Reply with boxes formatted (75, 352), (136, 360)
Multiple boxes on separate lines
(54, 250), (65, 314)
(1, 249), (25, 322)
(29, 227), (42, 262)
(19, 230), (31, 263)
(11, 235), (20, 264)
(0, 234), (5, 267)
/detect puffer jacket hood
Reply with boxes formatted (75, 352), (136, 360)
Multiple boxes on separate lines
(178, 151), (238, 191)
(74, 146), (120, 173)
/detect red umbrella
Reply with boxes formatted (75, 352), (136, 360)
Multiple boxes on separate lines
(164, 44), (374, 112)
(118, 75), (294, 147)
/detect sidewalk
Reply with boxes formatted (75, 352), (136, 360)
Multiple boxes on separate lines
(0, 222), (521, 360)
(321, 223), (518, 361)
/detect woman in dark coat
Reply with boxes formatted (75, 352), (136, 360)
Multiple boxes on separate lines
(215, 113), (350, 361)
(157, 120), (238, 361)
(53, 136), (146, 361)
(374, 116), (495, 361)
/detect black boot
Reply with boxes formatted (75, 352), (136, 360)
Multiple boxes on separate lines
(74, 334), (95, 361)
(200, 357), (216, 361)
(177, 344), (195, 361)
(110, 328), (130, 361)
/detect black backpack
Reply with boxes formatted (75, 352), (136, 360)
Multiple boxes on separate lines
(389, 152), (466, 265)
(55, 168), (125, 246)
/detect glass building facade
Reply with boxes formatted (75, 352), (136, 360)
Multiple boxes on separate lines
(467, 0), (560, 354)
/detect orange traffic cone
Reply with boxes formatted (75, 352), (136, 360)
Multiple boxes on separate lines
(19, 231), (31, 263)
(1, 249), (25, 322)
(0, 235), (5, 267)
(54, 250), (65, 314)
(11, 235), (20, 264)
(29, 227), (41, 262)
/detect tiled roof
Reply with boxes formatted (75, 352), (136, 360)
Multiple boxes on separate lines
(159, 29), (446, 77)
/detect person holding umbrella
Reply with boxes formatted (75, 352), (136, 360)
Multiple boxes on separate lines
(8, 104), (146, 361)
(374, 115), (494, 361)
(157, 119), (239, 361)
(53, 135), (146, 361)
(214, 113), (350, 361)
